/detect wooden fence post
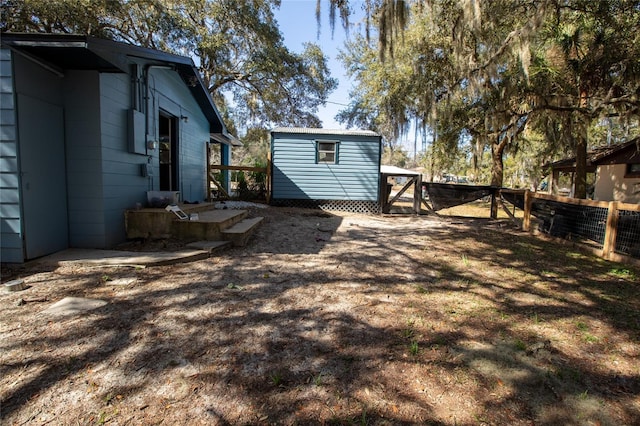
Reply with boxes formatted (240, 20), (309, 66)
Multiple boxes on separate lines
(522, 190), (533, 232)
(266, 151), (272, 204)
(206, 142), (212, 202)
(490, 189), (498, 219)
(413, 175), (421, 214)
(603, 201), (620, 260)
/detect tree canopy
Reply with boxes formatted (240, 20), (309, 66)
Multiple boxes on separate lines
(1, 0), (338, 131)
(330, 0), (640, 194)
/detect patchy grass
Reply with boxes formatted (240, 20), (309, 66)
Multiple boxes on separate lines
(1, 206), (638, 425)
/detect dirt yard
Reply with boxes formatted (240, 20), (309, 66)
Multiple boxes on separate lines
(1, 206), (639, 425)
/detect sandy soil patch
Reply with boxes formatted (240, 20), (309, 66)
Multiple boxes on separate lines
(1, 206), (639, 425)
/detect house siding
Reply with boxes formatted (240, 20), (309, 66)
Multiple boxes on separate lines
(1, 36), (226, 260)
(60, 68), (210, 249)
(93, 68), (209, 248)
(0, 48), (22, 262)
(595, 164), (640, 204)
(152, 70), (209, 203)
(11, 52), (70, 259)
(271, 132), (381, 201)
(99, 72), (146, 247)
(64, 70), (106, 248)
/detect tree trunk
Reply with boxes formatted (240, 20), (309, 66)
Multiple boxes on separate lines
(490, 140), (504, 187)
(574, 89), (589, 199)
(430, 124), (437, 182)
(490, 138), (504, 219)
(574, 134), (587, 199)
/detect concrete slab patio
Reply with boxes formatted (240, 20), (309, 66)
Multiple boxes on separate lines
(36, 248), (210, 267)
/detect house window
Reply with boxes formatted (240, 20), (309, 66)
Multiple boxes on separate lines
(626, 163), (640, 178)
(317, 141), (338, 164)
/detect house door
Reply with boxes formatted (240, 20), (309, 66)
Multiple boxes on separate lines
(18, 94), (69, 259)
(159, 113), (179, 191)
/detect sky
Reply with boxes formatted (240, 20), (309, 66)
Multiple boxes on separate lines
(273, 1), (367, 129)
(273, 2), (421, 156)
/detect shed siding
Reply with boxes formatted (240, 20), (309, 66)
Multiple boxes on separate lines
(0, 49), (23, 262)
(272, 133), (381, 201)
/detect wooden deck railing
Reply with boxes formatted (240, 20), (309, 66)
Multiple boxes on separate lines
(208, 159), (271, 203)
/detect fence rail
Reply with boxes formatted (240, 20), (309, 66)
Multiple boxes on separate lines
(208, 163), (271, 203)
(501, 189), (640, 265)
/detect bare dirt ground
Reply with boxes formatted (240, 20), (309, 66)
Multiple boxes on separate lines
(1, 205), (639, 425)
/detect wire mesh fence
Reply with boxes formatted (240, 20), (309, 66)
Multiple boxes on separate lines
(616, 208), (640, 257)
(499, 189), (640, 262)
(530, 198), (609, 248)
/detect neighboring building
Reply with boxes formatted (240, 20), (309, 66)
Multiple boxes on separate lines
(0, 33), (238, 263)
(270, 128), (382, 213)
(546, 138), (640, 203)
(592, 138), (640, 204)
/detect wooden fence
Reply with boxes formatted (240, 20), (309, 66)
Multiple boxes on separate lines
(208, 161), (271, 203)
(500, 189), (640, 266)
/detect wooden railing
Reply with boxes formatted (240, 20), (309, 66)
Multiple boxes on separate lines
(208, 160), (271, 203)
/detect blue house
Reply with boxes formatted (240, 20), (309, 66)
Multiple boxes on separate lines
(270, 128), (382, 213)
(0, 34), (238, 263)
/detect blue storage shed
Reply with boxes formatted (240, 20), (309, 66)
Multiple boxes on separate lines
(270, 128), (382, 213)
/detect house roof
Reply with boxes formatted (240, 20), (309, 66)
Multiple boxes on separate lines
(590, 138), (640, 165)
(546, 138), (640, 172)
(210, 132), (243, 147)
(271, 127), (380, 138)
(1, 33), (228, 136)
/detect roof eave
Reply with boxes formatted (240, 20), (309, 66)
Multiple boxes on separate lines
(1, 33), (225, 133)
(211, 133), (242, 147)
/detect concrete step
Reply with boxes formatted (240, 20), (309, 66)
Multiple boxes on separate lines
(180, 202), (218, 214)
(172, 209), (247, 241)
(185, 240), (232, 253)
(221, 217), (264, 247)
(125, 204), (242, 240)
(125, 204), (258, 243)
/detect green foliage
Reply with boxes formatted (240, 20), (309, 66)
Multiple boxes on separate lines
(409, 340), (419, 356)
(609, 267), (635, 279)
(1, 0), (338, 131)
(269, 371), (283, 386)
(381, 145), (409, 167)
(333, 0), (640, 191)
(514, 339), (527, 351)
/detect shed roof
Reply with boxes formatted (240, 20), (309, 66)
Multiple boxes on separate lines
(1, 33), (228, 135)
(271, 127), (380, 137)
(380, 165), (421, 176)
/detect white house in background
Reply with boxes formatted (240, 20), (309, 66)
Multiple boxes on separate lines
(0, 33), (239, 263)
(546, 138), (640, 203)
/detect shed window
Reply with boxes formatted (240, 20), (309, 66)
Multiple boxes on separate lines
(317, 141), (338, 164)
(626, 163), (640, 178)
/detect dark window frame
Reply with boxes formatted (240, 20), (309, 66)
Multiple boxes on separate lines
(625, 163), (640, 178)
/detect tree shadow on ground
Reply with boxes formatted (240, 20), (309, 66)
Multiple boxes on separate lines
(1, 209), (638, 424)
